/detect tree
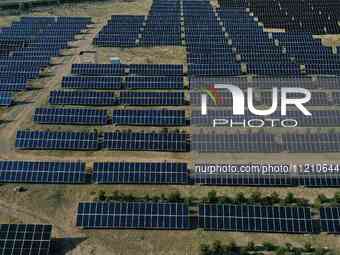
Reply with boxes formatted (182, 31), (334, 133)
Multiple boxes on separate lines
(304, 242), (314, 252)
(212, 240), (224, 255)
(284, 192), (296, 204)
(262, 241), (276, 251)
(245, 241), (256, 251)
(250, 191), (262, 203)
(199, 244), (211, 255)
(98, 190), (106, 201)
(269, 192), (281, 204)
(112, 190), (121, 201)
(317, 194), (329, 204)
(168, 191), (182, 202)
(207, 190), (218, 203)
(334, 192), (340, 204)
(235, 192), (247, 204)
(275, 247), (288, 255)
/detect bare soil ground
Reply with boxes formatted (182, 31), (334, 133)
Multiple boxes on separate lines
(1, 1), (340, 254)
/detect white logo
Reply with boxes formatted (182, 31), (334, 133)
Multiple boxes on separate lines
(200, 84), (312, 128)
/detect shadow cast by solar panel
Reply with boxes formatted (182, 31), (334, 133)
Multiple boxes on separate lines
(50, 237), (87, 255)
(14, 100), (34, 106)
(0, 119), (12, 125)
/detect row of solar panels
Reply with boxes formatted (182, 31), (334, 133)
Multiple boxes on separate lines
(33, 108), (187, 126)
(48, 91), (186, 106)
(15, 130), (190, 152)
(70, 64), (183, 76)
(75, 202), (340, 234)
(192, 109), (340, 127)
(191, 90), (340, 106)
(15, 129), (340, 153)
(2, 160), (340, 187)
(0, 224), (52, 255)
(192, 132), (340, 153)
(0, 16), (92, 95)
(61, 75), (184, 90)
(31, 107), (340, 128)
(189, 76), (340, 89)
(241, 0), (340, 34)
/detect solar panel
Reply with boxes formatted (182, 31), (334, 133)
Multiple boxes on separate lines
(0, 160), (86, 184)
(119, 91), (184, 106)
(71, 64), (126, 76)
(0, 224), (52, 255)
(103, 132), (189, 152)
(0, 91), (13, 106)
(320, 207), (340, 233)
(49, 90), (117, 106)
(15, 130), (99, 151)
(129, 64), (183, 76)
(126, 76), (184, 90)
(61, 76), (123, 90)
(112, 109), (186, 126)
(199, 204), (314, 233)
(76, 201), (191, 229)
(93, 162), (189, 184)
(33, 108), (108, 125)
(192, 132), (281, 153)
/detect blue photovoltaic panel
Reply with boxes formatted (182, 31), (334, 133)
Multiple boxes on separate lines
(320, 207), (340, 233)
(62, 76), (123, 90)
(33, 108), (108, 125)
(92, 162), (189, 184)
(102, 132), (189, 152)
(49, 90), (117, 106)
(0, 224), (52, 255)
(112, 109), (186, 126)
(76, 201), (191, 229)
(119, 91), (185, 106)
(15, 130), (99, 150)
(0, 160), (86, 184)
(71, 64), (126, 76)
(126, 76), (184, 89)
(0, 91), (13, 106)
(129, 64), (183, 76)
(199, 204), (314, 233)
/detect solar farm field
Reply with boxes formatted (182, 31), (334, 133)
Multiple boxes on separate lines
(1, 0), (340, 254)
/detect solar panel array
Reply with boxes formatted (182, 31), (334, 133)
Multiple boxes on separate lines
(119, 91), (185, 106)
(219, 8), (301, 76)
(192, 132), (281, 153)
(112, 109), (186, 126)
(0, 224), (52, 255)
(199, 204), (314, 233)
(103, 132), (189, 152)
(320, 207), (340, 233)
(193, 132), (340, 153)
(193, 170), (340, 187)
(183, 0), (241, 77)
(0, 16), (91, 94)
(192, 109), (340, 127)
(93, 162), (189, 184)
(33, 108), (108, 125)
(76, 202), (191, 229)
(94, 15), (144, 47)
(0, 160), (86, 184)
(48, 90), (118, 106)
(140, 0), (182, 46)
(272, 32), (340, 75)
(190, 76), (340, 90)
(228, 0), (340, 34)
(15, 130), (99, 150)
(15, 130), (189, 152)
